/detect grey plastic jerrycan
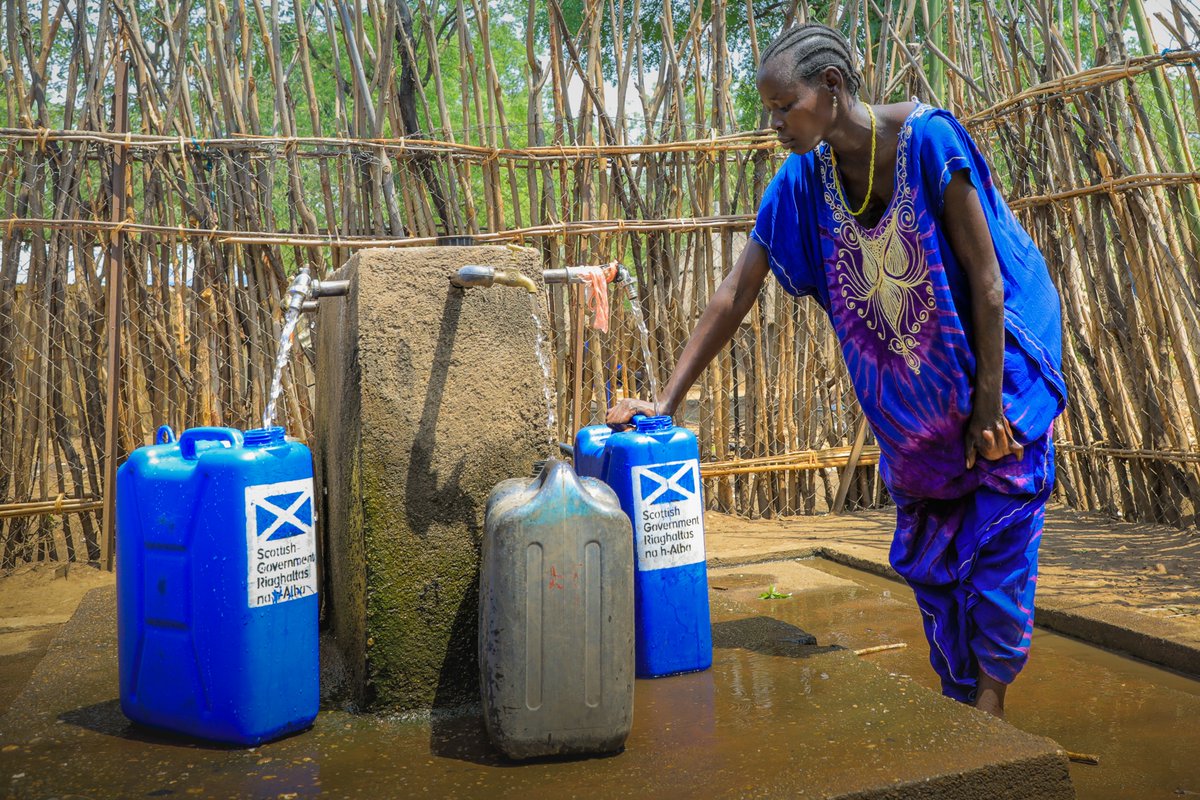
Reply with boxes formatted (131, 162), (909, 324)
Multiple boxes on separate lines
(479, 459), (634, 759)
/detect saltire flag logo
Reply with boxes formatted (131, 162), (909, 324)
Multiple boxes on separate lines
(244, 477), (317, 608)
(630, 458), (705, 572)
(637, 460), (698, 506)
(248, 480), (313, 541)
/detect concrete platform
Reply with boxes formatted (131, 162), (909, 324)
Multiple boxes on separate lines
(0, 580), (1073, 799)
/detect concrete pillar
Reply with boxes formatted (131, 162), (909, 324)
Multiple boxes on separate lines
(314, 246), (548, 711)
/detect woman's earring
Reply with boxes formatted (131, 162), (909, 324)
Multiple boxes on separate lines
(832, 94), (839, 114)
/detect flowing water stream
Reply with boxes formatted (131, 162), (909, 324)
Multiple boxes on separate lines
(529, 295), (557, 445)
(262, 305), (303, 430)
(623, 282), (659, 406)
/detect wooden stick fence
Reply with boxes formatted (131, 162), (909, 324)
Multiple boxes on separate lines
(700, 445), (883, 478)
(2, 0), (1199, 566)
(6, 158), (1200, 244)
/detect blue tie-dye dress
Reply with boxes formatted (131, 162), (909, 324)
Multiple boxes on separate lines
(750, 102), (1067, 701)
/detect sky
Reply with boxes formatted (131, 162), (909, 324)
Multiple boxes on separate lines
(1144, 0), (1189, 46)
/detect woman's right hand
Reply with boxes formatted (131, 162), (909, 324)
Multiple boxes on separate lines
(605, 397), (660, 427)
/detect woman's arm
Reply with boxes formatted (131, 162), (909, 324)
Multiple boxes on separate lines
(941, 171), (1024, 468)
(606, 239), (772, 424)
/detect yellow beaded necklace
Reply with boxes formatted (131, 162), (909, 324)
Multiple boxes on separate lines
(829, 103), (877, 217)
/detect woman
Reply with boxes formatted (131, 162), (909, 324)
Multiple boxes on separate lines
(607, 23), (1066, 718)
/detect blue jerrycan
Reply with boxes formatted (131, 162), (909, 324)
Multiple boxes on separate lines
(116, 425), (319, 745)
(581, 415), (713, 678)
(572, 425), (614, 479)
(479, 459), (634, 759)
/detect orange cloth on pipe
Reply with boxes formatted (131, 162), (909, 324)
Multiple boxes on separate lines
(578, 262), (618, 333)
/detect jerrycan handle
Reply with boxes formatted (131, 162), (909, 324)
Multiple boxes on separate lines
(179, 427), (243, 460)
(630, 414), (672, 433)
(607, 413), (641, 432)
(155, 425), (176, 444)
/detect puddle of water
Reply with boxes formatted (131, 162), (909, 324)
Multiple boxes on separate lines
(262, 304), (302, 430)
(765, 558), (1200, 800)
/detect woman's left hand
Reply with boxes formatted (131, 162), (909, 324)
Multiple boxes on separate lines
(964, 410), (1024, 469)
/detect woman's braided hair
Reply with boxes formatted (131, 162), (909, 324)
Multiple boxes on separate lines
(759, 23), (862, 96)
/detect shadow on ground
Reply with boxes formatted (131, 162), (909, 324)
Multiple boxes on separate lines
(711, 614), (842, 659)
(57, 699), (265, 750)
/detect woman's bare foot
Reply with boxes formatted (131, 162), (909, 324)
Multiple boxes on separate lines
(974, 672), (1008, 719)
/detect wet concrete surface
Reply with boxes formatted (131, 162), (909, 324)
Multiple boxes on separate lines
(709, 558), (1200, 800)
(703, 507), (1200, 678)
(0, 575), (1074, 799)
(0, 564), (117, 717)
(0, 627), (58, 715)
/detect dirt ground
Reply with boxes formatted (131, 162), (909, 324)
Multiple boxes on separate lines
(0, 563), (114, 713)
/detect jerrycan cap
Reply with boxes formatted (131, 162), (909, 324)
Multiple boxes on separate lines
(632, 414), (672, 433)
(244, 426), (286, 447)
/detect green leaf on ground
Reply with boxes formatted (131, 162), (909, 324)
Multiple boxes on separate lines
(759, 585), (792, 600)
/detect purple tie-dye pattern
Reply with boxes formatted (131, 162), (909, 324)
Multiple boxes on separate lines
(816, 105), (1045, 504)
(895, 434), (1053, 701)
(750, 102), (1066, 702)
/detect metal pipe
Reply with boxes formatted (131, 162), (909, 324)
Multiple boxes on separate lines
(541, 265), (633, 285)
(310, 278), (351, 297)
(541, 268), (579, 284)
(450, 264), (497, 289)
(450, 265), (537, 293)
(452, 264), (624, 293)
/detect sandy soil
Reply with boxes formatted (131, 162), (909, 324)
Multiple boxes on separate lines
(0, 563), (115, 630)
(0, 564), (115, 712)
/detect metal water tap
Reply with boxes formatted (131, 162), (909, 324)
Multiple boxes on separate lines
(450, 265), (538, 294)
(493, 268), (537, 294)
(284, 268), (314, 314)
(283, 267), (352, 313)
